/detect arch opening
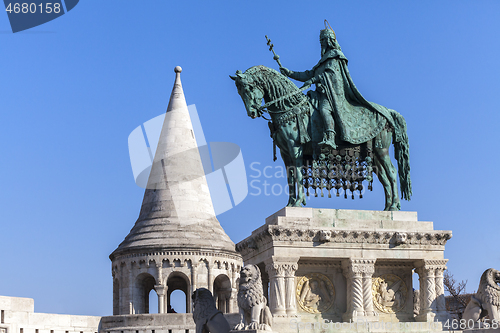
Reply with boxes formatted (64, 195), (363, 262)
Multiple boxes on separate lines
(134, 273), (156, 314)
(213, 274), (231, 313)
(167, 272), (190, 313)
(149, 289), (158, 314)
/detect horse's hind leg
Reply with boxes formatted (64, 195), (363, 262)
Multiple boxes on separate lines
(374, 155), (391, 211)
(374, 129), (400, 211)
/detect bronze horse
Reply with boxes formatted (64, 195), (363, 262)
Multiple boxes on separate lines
(231, 65), (411, 211)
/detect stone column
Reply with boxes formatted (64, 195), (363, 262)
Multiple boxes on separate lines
(415, 259), (448, 322)
(283, 261), (299, 316)
(187, 282), (192, 314)
(156, 263), (163, 285)
(415, 265), (435, 321)
(208, 264), (213, 293)
(226, 294), (231, 313)
(192, 263), (198, 293)
(265, 259), (286, 316)
(361, 260), (377, 318)
(230, 267), (238, 313)
(434, 261), (450, 321)
(112, 268), (119, 315)
(342, 259), (378, 322)
(129, 263), (135, 314)
(154, 285), (167, 314)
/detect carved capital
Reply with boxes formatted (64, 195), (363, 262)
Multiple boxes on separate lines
(266, 262), (284, 277)
(154, 284), (167, 296)
(265, 257), (299, 278)
(283, 263), (299, 277)
(415, 259), (448, 277)
(434, 267), (446, 277)
(343, 259), (376, 278)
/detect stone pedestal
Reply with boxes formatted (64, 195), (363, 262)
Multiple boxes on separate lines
(236, 208), (452, 331)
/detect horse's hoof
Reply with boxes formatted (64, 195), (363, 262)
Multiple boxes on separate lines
(292, 200), (306, 207)
(388, 206), (400, 211)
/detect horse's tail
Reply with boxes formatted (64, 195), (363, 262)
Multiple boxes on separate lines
(391, 110), (412, 201)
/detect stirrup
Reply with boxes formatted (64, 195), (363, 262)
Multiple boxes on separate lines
(319, 131), (337, 149)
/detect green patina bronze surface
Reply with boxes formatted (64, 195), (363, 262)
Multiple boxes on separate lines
(231, 23), (412, 211)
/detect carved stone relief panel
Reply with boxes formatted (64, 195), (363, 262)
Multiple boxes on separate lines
(372, 274), (408, 314)
(296, 273), (335, 313)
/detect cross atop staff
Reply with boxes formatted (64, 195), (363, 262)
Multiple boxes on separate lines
(265, 35), (282, 68)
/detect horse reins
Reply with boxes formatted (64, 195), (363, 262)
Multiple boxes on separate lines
(258, 86), (309, 113)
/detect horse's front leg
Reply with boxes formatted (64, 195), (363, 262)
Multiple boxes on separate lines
(281, 152), (296, 207)
(291, 145), (306, 207)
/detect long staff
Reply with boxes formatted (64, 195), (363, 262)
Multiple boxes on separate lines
(265, 35), (282, 68)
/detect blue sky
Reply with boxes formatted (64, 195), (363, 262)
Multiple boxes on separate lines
(0, 1), (499, 316)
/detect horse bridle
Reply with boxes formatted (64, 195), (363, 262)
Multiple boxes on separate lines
(257, 86), (309, 120)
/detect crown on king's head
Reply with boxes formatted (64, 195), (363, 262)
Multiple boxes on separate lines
(320, 19), (336, 41)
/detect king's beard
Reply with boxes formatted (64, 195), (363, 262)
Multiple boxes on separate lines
(321, 45), (329, 57)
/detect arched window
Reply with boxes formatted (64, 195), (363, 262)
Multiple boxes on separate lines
(213, 274), (231, 313)
(149, 289), (158, 314)
(169, 290), (186, 313)
(134, 273), (156, 314)
(167, 272), (190, 313)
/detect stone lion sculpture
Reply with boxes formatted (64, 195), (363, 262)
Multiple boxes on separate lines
(192, 288), (230, 333)
(234, 264), (272, 331)
(463, 268), (500, 322)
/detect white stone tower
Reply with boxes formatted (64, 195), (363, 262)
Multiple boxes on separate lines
(110, 66), (242, 316)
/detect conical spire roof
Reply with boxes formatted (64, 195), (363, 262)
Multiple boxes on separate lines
(111, 66), (236, 259)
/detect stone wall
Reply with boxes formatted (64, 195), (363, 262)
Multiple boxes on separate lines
(100, 313), (240, 333)
(0, 296), (100, 333)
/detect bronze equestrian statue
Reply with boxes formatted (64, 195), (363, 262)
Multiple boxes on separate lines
(231, 23), (411, 211)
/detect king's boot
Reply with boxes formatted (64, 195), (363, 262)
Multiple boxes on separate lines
(319, 130), (337, 149)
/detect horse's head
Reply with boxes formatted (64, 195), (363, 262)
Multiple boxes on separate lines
(230, 70), (264, 119)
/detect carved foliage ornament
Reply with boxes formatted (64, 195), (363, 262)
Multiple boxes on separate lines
(296, 273), (335, 314)
(372, 274), (408, 314)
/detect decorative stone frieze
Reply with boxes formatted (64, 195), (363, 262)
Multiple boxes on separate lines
(236, 225), (452, 256)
